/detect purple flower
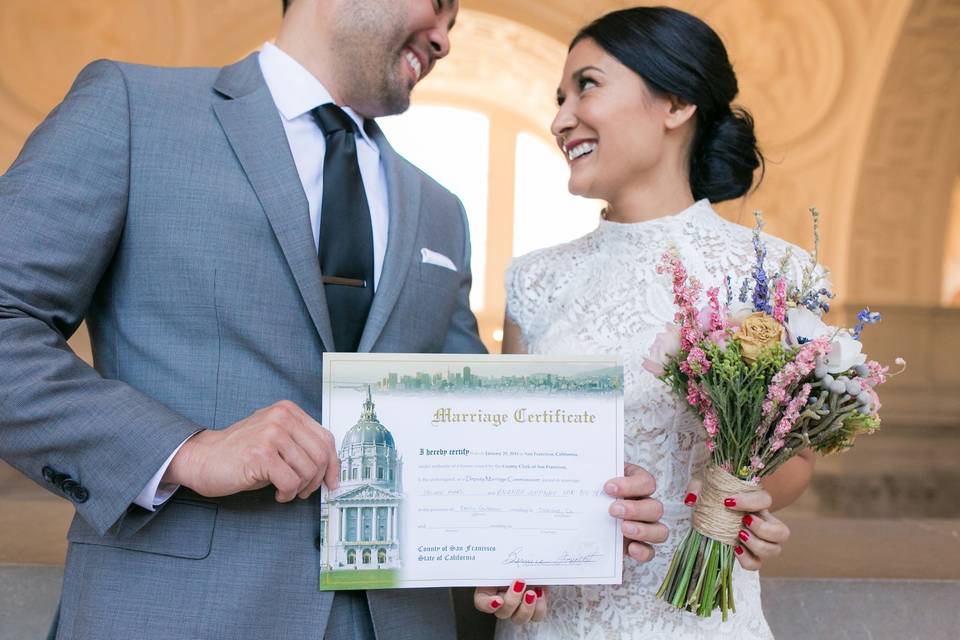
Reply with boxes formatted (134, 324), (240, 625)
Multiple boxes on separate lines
(852, 307), (882, 340)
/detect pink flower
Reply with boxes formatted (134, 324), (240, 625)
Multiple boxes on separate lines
(706, 329), (730, 350)
(773, 278), (787, 324)
(643, 323), (682, 377)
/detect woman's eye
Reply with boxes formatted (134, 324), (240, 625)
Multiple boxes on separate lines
(434, 0), (442, 13)
(579, 78), (598, 91)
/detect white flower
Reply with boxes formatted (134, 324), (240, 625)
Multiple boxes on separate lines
(643, 323), (681, 377)
(727, 301), (755, 325)
(823, 332), (867, 374)
(784, 307), (831, 347)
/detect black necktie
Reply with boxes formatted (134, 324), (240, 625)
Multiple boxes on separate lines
(313, 104), (375, 353)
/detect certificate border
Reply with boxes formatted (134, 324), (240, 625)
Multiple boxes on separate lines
(321, 353), (624, 587)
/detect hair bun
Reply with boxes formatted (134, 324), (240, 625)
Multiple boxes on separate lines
(690, 106), (763, 203)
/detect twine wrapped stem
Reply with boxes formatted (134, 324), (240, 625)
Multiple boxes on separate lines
(691, 465), (762, 545)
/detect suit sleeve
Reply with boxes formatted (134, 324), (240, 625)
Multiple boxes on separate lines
(441, 199), (487, 355)
(0, 60), (202, 536)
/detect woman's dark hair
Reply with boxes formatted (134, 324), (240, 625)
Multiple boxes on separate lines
(572, 7), (764, 203)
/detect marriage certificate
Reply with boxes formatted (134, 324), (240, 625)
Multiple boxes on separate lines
(319, 353), (624, 590)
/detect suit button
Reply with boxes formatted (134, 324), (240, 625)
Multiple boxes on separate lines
(71, 486), (90, 503)
(42, 466), (56, 483)
(61, 479), (79, 494)
(53, 472), (70, 488)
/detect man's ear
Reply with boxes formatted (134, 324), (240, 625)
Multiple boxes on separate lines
(665, 95), (697, 130)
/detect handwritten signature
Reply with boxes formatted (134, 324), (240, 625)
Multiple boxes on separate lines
(502, 546), (602, 566)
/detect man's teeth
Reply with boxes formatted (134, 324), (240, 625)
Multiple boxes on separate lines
(567, 142), (597, 161)
(404, 50), (422, 81)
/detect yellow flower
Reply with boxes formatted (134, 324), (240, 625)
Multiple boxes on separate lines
(734, 312), (785, 364)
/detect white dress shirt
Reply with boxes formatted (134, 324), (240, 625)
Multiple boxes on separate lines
(134, 42), (391, 510)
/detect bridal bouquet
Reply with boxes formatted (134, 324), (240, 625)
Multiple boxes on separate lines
(648, 210), (903, 620)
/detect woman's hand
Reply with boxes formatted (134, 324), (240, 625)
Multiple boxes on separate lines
(607, 463), (669, 562)
(685, 478), (791, 570)
(474, 581), (547, 625)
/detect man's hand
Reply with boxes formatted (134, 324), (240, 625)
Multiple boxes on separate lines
(605, 463), (668, 562)
(163, 400), (340, 502)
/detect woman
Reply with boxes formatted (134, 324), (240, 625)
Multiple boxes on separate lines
(474, 7), (820, 638)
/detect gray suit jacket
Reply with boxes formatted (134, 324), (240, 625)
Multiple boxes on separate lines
(0, 53), (486, 639)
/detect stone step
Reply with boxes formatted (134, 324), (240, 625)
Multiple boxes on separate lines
(3, 565), (957, 640)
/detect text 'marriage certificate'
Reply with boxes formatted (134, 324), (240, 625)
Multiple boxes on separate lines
(319, 353), (624, 590)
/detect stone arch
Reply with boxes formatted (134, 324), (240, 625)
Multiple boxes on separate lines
(845, 0), (960, 306)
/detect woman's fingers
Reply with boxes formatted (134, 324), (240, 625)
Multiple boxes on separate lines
(737, 526), (781, 560)
(684, 477), (702, 506)
(741, 510), (790, 544)
(723, 488), (773, 513)
(473, 586), (503, 614)
(476, 581), (547, 624)
(510, 589), (539, 625)
(494, 579), (528, 620)
(734, 540), (762, 571)
(531, 587), (548, 622)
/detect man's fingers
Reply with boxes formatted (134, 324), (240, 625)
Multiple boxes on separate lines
(604, 464), (656, 498)
(625, 541), (656, 563)
(275, 436), (318, 495)
(621, 520), (669, 544)
(609, 498), (664, 524)
(322, 452), (341, 494)
(266, 452), (302, 502)
(270, 401), (339, 496)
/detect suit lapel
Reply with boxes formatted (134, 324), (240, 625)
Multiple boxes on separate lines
(211, 54), (336, 352)
(358, 121), (421, 353)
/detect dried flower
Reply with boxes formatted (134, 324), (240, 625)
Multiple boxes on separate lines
(734, 312), (785, 364)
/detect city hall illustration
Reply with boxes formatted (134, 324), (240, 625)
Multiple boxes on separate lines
(320, 388), (403, 581)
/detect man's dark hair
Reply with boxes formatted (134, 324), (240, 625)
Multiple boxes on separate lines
(282, 0), (292, 14)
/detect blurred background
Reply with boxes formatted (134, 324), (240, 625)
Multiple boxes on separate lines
(1, 0), (958, 637)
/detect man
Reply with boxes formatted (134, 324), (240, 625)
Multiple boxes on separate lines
(0, 1), (664, 638)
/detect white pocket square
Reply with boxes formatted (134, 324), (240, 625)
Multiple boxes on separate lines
(420, 248), (458, 272)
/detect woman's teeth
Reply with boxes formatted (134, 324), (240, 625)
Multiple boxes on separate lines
(404, 50), (422, 81)
(568, 142), (597, 161)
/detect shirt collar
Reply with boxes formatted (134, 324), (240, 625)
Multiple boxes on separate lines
(258, 42), (375, 147)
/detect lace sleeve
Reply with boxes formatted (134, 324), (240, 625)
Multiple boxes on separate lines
(504, 254), (536, 343)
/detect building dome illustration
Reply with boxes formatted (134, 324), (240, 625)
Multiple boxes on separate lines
(341, 391), (396, 450)
(320, 387), (403, 575)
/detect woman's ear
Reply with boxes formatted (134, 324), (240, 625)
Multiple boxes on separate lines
(665, 95), (697, 130)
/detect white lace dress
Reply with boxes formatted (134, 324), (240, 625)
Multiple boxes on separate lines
(498, 199), (813, 640)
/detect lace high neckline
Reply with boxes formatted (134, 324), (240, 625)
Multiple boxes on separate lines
(597, 198), (719, 236)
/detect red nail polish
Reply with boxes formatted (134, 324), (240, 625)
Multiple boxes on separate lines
(735, 545), (744, 555)
(491, 599), (501, 609)
(534, 587), (544, 598)
(684, 492), (697, 506)
(739, 530), (750, 542)
(742, 514), (753, 527)
(513, 580), (525, 593)
(724, 498), (737, 508)
(525, 592), (536, 605)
